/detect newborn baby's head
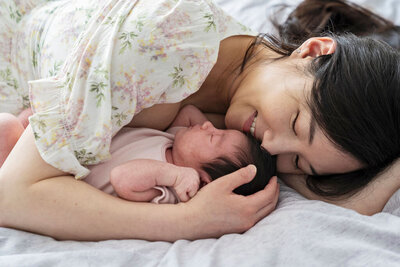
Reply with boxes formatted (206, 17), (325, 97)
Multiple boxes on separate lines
(172, 121), (276, 195)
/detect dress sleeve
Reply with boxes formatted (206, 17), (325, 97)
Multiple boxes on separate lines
(28, 0), (256, 179)
(151, 186), (180, 204)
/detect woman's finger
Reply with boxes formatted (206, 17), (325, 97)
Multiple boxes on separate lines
(246, 176), (279, 203)
(214, 165), (257, 191)
(254, 183), (280, 221)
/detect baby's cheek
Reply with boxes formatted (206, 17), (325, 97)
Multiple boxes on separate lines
(199, 148), (217, 162)
(185, 149), (212, 170)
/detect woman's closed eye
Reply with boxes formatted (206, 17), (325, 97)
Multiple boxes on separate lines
(292, 111), (301, 170)
(294, 154), (300, 169)
(292, 110), (299, 135)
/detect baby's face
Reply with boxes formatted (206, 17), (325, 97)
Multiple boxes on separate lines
(172, 121), (248, 171)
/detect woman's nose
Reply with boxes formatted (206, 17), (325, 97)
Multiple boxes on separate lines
(261, 130), (293, 155)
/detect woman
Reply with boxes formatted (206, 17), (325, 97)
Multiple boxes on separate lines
(271, 0), (400, 212)
(0, 0), (399, 241)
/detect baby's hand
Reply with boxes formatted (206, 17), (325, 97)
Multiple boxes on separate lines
(173, 167), (201, 202)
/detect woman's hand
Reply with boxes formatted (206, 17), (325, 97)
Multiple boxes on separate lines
(180, 165), (279, 239)
(279, 165), (400, 215)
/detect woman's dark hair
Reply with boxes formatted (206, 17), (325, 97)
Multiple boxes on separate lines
(201, 134), (276, 196)
(240, 0), (400, 198)
(306, 34), (400, 198)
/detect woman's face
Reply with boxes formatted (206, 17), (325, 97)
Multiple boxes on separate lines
(225, 56), (363, 176)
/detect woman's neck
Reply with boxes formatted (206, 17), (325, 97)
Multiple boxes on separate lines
(181, 35), (256, 114)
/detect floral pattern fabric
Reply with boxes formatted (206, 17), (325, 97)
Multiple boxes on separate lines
(0, 0), (54, 115)
(0, 0), (255, 178)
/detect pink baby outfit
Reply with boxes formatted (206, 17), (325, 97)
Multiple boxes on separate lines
(83, 127), (180, 204)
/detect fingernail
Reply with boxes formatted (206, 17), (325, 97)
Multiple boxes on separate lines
(248, 164), (256, 174)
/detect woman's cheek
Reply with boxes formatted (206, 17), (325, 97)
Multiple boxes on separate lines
(276, 155), (304, 175)
(224, 110), (239, 130)
(225, 103), (250, 131)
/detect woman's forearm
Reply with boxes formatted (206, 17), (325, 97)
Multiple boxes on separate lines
(0, 126), (192, 241)
(0, 167), (279, 241)
(0, 175), (193, 241)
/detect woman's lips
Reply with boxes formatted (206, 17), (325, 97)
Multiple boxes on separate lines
(243, 111), (257, 134)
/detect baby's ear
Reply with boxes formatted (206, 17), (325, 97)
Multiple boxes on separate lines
(198, 169), (212, 184)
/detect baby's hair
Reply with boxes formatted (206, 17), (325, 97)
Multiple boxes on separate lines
(201, 133), (276, 196)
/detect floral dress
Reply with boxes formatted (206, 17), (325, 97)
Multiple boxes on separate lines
(0, 0), (255, 178)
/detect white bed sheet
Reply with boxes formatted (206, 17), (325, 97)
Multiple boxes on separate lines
(1, 0), (400, 266)
(1, 186), (399, 266)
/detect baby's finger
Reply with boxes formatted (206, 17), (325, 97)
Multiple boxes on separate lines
(188, 187), (198, 198)
(179, 191), (189, 202)
(216, 165), (257, 191)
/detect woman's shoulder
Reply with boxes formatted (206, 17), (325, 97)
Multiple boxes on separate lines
(117, 0), (256, 103)
(133, 0), (255, 41)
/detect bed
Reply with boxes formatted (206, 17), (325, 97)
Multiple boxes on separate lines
(1, 0), (400, 266)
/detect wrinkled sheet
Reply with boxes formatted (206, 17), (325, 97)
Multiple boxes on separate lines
(1, 0), (400, 266)
(1, 185), (400, 266)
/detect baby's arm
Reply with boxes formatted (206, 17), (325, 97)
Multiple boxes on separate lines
(0, 113), (25, 167)
(112, 105), (207, 202)
(110, 159), (200, 202)
(169, 105), (209, 128)
(171, 104), (226, 129)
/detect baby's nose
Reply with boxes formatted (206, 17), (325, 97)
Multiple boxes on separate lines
(201, 121), (214, 130)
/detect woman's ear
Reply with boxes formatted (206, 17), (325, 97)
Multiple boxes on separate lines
(294, 37), (337, 58)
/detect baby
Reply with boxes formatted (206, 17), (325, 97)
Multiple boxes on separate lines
(85, 105), (276, 203)
(0, 105), (276, 203)
(0, 108), (31, 166)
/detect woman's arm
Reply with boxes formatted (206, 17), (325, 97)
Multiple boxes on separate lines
(110, 159), (200, 202)
(0, 126), (280, 241)
(279, 163), (400, 215)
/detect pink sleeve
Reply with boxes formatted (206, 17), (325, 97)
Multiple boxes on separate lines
(151, 186), (180, 204)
